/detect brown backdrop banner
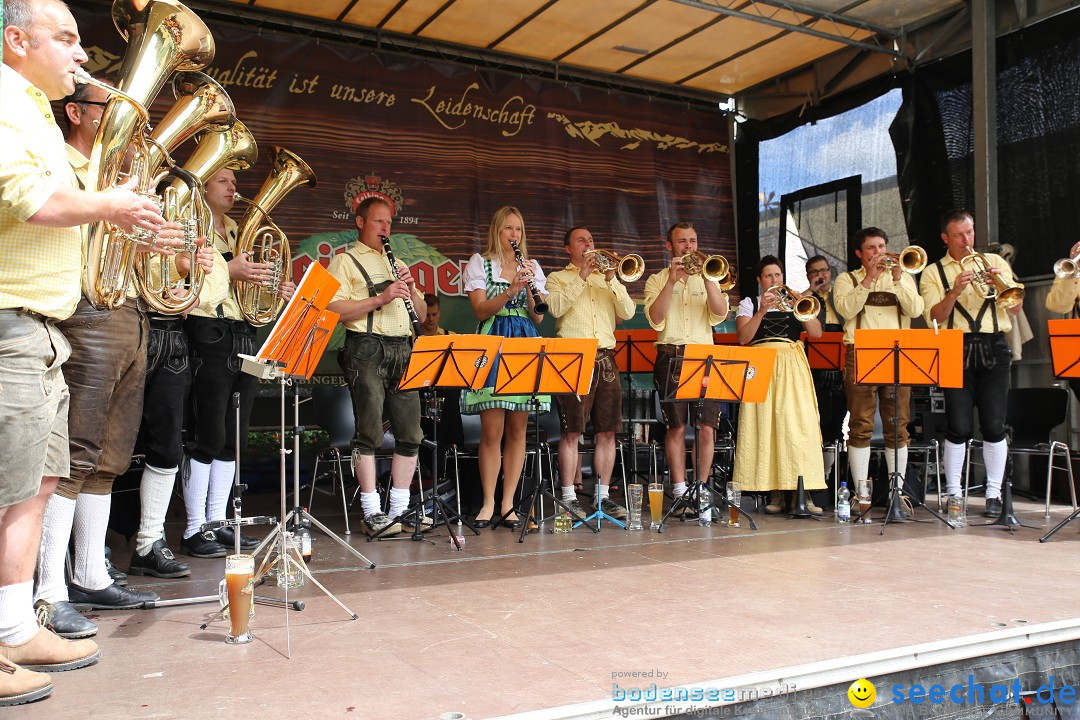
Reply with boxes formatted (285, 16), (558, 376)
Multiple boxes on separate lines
(72, 2), (732, 333)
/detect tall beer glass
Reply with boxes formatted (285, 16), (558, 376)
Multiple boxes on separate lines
(726, 481), (742, 527)
(225, 554), (254, 644)
(857, 479), (873, 524)
(648, 482), (664, 530)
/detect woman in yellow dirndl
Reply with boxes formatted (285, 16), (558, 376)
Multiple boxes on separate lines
(732, 255), (826, 513)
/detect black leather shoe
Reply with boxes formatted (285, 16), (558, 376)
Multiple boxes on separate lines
(214, 527), (259, 550)
(104, 546), (128, 587)
(180, 530), (228, 559)
(983, 497), (1003, 518)
(67, 582), (158, 610)
(35, 600), (97, 639)
(129, 539), (190, 579)
(473, 518), (491, 529)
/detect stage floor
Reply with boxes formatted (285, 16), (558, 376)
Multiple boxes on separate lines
(12, 491), (1080, 720)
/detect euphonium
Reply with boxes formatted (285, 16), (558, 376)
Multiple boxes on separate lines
(680, 251), (729, 282)
(584, 249), (645, 282)
(82, 0), (214, 309)
(879, 245), (928, 274)
(773, 285), (821, 322)
(139, 72), (236, 314)
(233, 147), (316, 326)
(959, 247), (1025, 309)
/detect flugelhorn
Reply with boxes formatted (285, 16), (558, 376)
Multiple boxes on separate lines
(680, 251), (729, 282)
(879, 245), (928, 275)
(508, 238), (548, 314)
(1054, 251), (1080, 279)
(584, 249), (644, 282)
(773, 285), (820, 322)
(959, 247), (1025, 309)
(81, 0), (214, 309)
(233, 147), (316, 326)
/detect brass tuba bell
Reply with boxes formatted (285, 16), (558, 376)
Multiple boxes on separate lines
(233, 147), (317, 326)
(82, 0), (215, 309)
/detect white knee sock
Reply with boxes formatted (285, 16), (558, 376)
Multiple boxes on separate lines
(847, 446), (871, 486)
(983, 439), (1008, 499)
(136, 464), (177, 556)
(35, 494), (76, 604)
(184, 459), (211, 539)
(885, 446), (909, 484)
(71, 492), (112, 591)
(359, 491), (381, 518)
(823, 448), (836, 479)
(388, 487), (410, 518)
(943, 440), (966, 496)
(206, 459), (235, 522)
(596, 483), (610, 502)
(0, 582), (39, 646)
(672, 482), (686, 498)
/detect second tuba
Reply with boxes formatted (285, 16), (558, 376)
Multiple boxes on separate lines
(233, 147), (317, 326)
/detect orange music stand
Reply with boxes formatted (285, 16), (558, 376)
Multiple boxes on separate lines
(852, 327), (962, 532)
(802, 331), (845, 371)
(1048, 319), (1080, 379)
(614, 329), (658, 374)
(712, 332), (740, 347)
(397, 333), (504, 545)
(492, 337), (600, 540)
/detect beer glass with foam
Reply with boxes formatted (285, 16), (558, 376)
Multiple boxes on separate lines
(225, 554), (255, 644)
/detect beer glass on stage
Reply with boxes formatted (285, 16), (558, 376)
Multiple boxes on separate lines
(648, 482), (664, 530)
(857, 479), (873, 524)
(627, 484), (644, 530)
(225, 554), (255, 644)
(726, 481), (741, 528)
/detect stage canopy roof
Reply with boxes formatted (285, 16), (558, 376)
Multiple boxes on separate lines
(194, 0), (1078, 119)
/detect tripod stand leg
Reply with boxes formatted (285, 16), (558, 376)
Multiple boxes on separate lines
(302, 510), (375, 568)
(284, 551), (359, 620)
(1040, 506), (1080, 542)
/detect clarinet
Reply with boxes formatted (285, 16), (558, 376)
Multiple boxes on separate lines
(508, 238), (548, 314)
(379, 235), (422, 337)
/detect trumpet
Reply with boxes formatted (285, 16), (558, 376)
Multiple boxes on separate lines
(584, 249), (644, 282)
(1054, 251), (1080, 279)
(878, 245), (928, 274)
(772, 285), (820, 322)
(959, 247), (1025, 309)
(508, 238), (548, 314)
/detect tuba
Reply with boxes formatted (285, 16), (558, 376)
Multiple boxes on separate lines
(959, 247), (1025, 309)
(82, 0), (214, 309)
(233, 147), (317, 326)
(773, 285), (821, 322)
(584, 249), (644, 282)
(138, 72), (236, 314)
(879, 245), (928, 275)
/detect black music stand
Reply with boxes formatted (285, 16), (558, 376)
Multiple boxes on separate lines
(852, 330), (955, 534)
(1041, 320), (1080, 541)
(614, 330), (661, 488)
(490, 337), (600, 542)
(387, 334), (502, 548)
(658, 346), (758, 533)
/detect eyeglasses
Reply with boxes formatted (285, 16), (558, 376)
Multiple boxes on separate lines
(77, 100), (109, 108)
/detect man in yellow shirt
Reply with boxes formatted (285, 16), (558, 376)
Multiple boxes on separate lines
(833, 228), (924, 507)
(0, 0), (164, 705)
(921, 210), (1025, 517)
(328, 195), (427, 537)
(547, 227), (637, 521)
(643, 222), (729, 509)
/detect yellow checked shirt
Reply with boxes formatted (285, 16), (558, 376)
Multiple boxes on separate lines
(546, 264), (636, 350)
(1045, 276), (1079, 316)
(643, 268), (726, 346)
(327, 242), (422, 337)
(920, 252), (1023, 334)
(0, 66), (82, 319)
(189, 216), (242, 320)
(832, 267), (924, 344)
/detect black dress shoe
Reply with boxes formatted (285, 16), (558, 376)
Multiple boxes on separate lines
(507, 519), (524, 530)
(215, 527), (259, 550)
(129, 539), (190, 579)
(180, 530), (228, 559)
(104, 546), (128, 587)
(34, 600), (97, 639)
(67, 582), (158, 610)
(983, 497), (1003, 518)
(473, 518), (491, 529)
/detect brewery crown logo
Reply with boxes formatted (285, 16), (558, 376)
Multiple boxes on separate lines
(345, 172), (405, 217)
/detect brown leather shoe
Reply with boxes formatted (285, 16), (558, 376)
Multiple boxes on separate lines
(0, 655), (52, 707)
(0, 628), (99, 672)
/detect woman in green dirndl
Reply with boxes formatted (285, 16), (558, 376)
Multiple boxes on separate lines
(461, 206), (549, 528)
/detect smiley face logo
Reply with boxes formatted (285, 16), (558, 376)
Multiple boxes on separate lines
(848, 678), (876, 708)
